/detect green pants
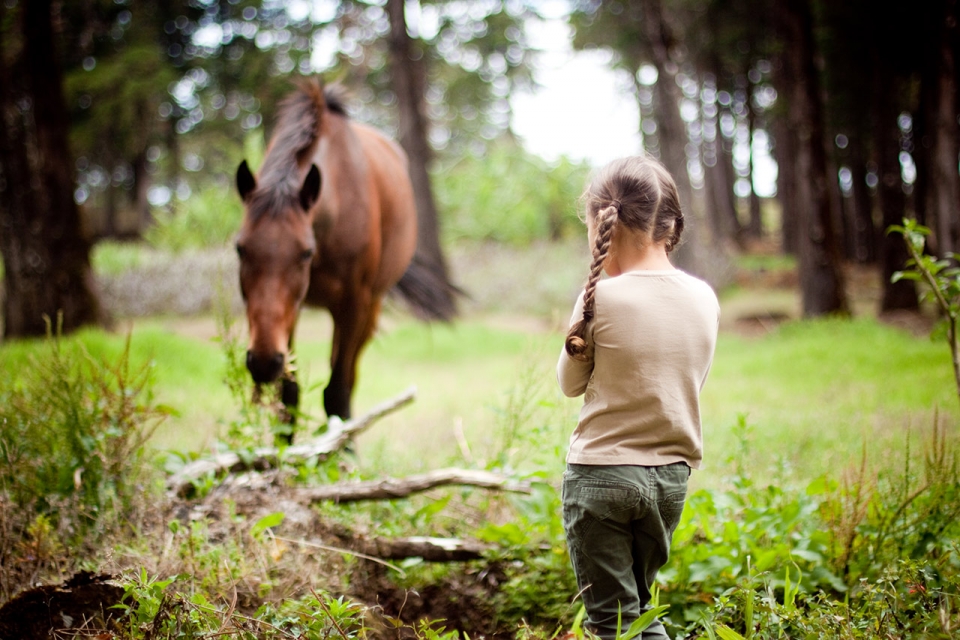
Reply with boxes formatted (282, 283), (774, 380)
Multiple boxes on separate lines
(562, 462), (689, 640)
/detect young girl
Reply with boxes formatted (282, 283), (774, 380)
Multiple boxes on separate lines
(558, 156), (720, 639)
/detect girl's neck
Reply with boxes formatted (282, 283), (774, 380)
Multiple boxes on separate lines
(607, 233), (675, 275)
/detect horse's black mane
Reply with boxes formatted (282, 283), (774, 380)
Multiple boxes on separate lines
(248, 80), (348, 219)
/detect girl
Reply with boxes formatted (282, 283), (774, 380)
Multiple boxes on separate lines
(558, 156), (720, 639)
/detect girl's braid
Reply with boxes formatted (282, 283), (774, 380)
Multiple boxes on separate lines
(565, 204), (618, 360)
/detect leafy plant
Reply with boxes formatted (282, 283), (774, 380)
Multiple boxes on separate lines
(143, 181), (244, 252)
(889, 217), (960, 402)
(433, 140), (590, 244)
(0, 321), (167, 532)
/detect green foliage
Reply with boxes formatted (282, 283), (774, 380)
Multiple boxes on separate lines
(433, 140), (590, 244)
(693, 418), (960, 639)
(890, 218), (960, 403)
(702, 317), (956, 479)
(116, 566), (368, 639)
(0, 323), (167, 534)
(478, 482), (578, 627)
(144, 181), (244, 252)
(660, 417), (846, 633)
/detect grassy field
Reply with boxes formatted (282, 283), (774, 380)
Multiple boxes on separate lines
(2, 240), (958, 638)
(3, 241), (953, 492)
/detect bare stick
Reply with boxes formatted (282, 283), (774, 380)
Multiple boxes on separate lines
(167, 387), (416, 497)
(345, 535), (489, 562)
(295, 468), (532, 503)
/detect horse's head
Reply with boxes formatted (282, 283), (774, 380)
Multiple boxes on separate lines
(235, 159), (321, 385)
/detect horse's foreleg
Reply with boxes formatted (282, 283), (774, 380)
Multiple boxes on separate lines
(277, 332), (299, 445)
(277, 375), (298, 444)
(324, 292), (380, 420)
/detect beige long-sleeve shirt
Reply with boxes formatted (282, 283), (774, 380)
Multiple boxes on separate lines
(557, 270), (720, 469)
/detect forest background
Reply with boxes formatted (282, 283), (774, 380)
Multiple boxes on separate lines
(0, 1), (959, 639)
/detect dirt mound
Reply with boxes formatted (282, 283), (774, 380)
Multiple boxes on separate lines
(0, 571), (125, 639)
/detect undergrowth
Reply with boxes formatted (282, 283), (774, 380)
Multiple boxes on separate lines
(1, 309), (958, 639)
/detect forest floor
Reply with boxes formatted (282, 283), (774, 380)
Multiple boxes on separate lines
(0, 239), (942, 639)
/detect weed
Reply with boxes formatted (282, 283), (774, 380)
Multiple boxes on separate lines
(890, 217), (960, 403)
(0, 326), (165, 518)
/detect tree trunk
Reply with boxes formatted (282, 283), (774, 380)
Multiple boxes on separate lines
(847, 136), (877, 263)
(780, 0), (849, 316)
(0, 0), (105, 338)
(746, 78), (763, 239)
(875, 71), (919, 312)
(704, 151), (742, 247)
(132, 149), (151, 232)
(639, 0), (711, 275)
(929, 1), (960, 257)
(772, 115), (800, 255)
(385, 0), (457, 318)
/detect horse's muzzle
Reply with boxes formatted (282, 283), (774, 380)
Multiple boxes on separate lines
(246, 350), (285, 384)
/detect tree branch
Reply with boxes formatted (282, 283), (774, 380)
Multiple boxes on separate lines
(296, 468), (532, 504)
(168, 387), (416, 497)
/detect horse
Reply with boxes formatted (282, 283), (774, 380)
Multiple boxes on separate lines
(234, 79), (453, 439)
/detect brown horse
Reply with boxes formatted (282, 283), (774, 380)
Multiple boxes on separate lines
(235, 79), (452, 435)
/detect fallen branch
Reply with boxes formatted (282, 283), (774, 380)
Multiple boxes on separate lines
(347, 536), (489, 562)
(296, 468), (533, 503)
(168, 386), (416, 497)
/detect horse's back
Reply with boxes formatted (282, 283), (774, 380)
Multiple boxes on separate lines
(351, 122), (418, 293)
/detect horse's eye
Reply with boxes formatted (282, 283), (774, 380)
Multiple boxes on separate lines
(236, 244), (247, 260)
(300, 249), (314, 262)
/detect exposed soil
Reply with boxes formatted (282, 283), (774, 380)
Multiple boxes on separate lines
(0, 572), (125, 639)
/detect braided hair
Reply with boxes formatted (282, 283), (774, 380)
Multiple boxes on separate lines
(564, 155), (685, 361)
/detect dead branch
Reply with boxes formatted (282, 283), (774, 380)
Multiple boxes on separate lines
(168, 386), (416, 497)
(347, 535), (489, 562)
(296, 468), (532, 503)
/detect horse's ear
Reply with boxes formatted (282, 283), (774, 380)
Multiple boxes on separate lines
(299, 164), (322, 212)
(236, 160), (256, 201)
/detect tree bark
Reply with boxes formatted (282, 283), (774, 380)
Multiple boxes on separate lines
(772, 115), (800, 255)
(297, 468), (531, 504)
(875, 70), (919, 312)
(779, 0), (849, 316)
(639, 0), (713, 275)
(929, 1), (960, 257)
(746, 75), (763, 239)
(0, 0), (105, 338)
(847, 136), (877, 263)
(385, 0), (457, 318)
(704, 150), (742, 247)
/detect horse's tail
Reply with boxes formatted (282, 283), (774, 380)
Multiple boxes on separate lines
(392, 252), (463, 321)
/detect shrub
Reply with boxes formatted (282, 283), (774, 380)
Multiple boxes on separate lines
(144, 181), (244, 252)
(433, 140), (590, 245)
(695, 417), (960, 639)
(0, 325), (167, 529)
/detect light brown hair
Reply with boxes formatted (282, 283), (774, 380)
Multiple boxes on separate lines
(564, 155), (685, 360)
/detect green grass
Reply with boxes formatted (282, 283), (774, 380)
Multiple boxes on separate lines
(700, 317), (955, 485)
(0, 323), (235, 452)
(1, 308), (953, 489)
(733, 251), (797, 273)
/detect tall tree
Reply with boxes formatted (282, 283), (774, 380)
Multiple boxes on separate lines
(385, 0), (457, 319)
(777, 0), (848, 316)
(926, 0), (960, 257)
(0, 0), (105, 337)
(568, 0), (718, 277)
